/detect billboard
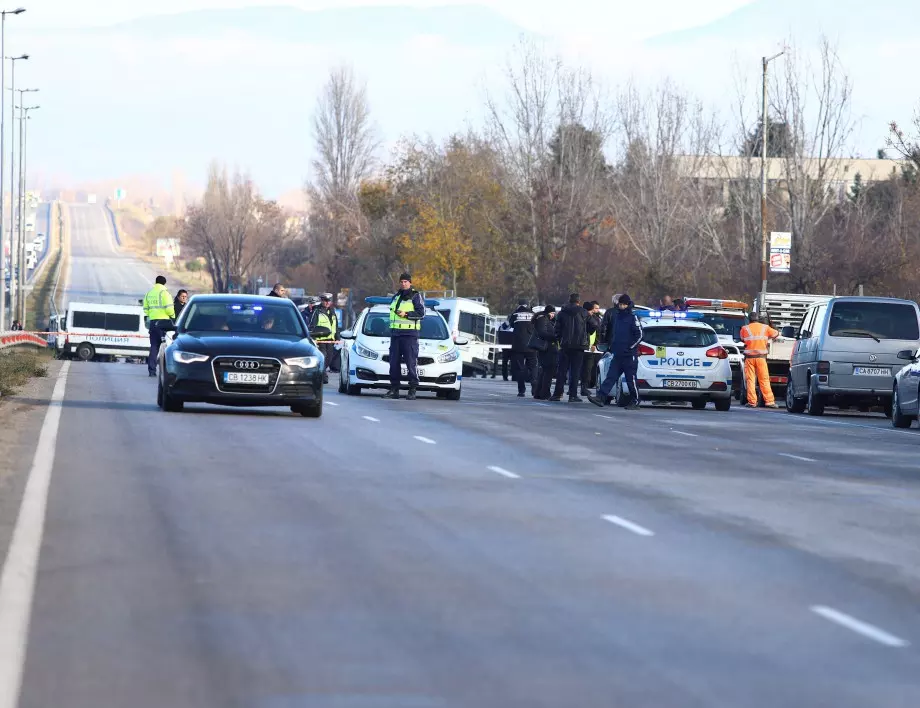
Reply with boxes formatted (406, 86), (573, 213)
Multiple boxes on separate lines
(769, 231), (791, 274)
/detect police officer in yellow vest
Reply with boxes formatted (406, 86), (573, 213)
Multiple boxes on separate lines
(385, 273), (425, 400)
(143, 275), (176, 377)
(310, 293), (339, 383)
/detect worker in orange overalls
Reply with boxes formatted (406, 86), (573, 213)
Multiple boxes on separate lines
(740, 312), (780, 408)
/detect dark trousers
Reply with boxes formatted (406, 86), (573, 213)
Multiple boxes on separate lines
(147, 321), (167, 373)
(581, 351), (600, 390)
(536, 349), (558, 399)
(598, 354), (639, 405)
(512, 350), (537, 395)
(389, 335), (419, 388)
(553, 348), (584, 398)
(318, 343), (336, 372)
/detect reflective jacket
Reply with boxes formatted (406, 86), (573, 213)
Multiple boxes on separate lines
(389, 289), (424, 336)
(310, 306), (338, 342)
(143, 283), (175, 322)
(740, 322), (778, 358)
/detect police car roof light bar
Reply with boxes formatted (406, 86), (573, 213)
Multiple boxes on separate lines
(683, 298), (748, 310)
(639, 310), (705, 320)
(365, 296), (441, 307)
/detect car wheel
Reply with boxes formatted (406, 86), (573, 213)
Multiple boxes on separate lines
(691, 400), (707, 410)
(806, 378), (824, 416)
(892, 386), (912, 428)
(714, 397), (731, 412)
(297, 403), (323, 418)
(786, 377), (806, 414)
(338, 367), (347, 393)
(157, 379), (164, 409)
(445, 386), (461, 401)
(162, 388), (183, 412)
(346, 382), (362, 395)
(76, 342), (94, 361)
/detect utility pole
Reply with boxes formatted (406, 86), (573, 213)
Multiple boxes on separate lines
(760, 49), (784, 311)
(17, 103), (35, 324)
(0, 7), (24, 330)
(6, 51), (25, 323)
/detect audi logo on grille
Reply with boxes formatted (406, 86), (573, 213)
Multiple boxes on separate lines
(233, 360), (260, 370)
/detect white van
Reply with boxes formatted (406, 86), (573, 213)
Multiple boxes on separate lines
(61, 302), (149, 361)
(432, 295), (496, 375)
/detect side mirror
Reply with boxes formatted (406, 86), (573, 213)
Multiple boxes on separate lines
(780, 326), (796, 339)
(310, 326), (331, 339)
(339, 330), (355, 340)
(455, 337), (470, 346)
(896, 349), (915, 361)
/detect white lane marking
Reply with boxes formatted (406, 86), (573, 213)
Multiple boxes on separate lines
(414, 436), (436, 445)
(778, 452), (817, 463)
(488, 393), (500, 397)
(811, 606), (909, 648)
(672, 430), (698, 437)
(326, 401), (339, 407)
(594, 414), (615, 420)
(534, 403), (550, 407)
(488, 466), (520, 479)
(0, 362), (71, 708)
(602, 514), (655, 537)
(362, 416), (380, 423)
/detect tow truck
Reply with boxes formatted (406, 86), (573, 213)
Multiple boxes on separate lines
(682, 298), (749, 400)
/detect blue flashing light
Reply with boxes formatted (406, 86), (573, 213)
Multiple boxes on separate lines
(253, 306), (263, 311)
(424, 299), (440, 307)
(638, 310), (705, 320)
(231, 305), (242, 310)
(365, 296), (391, 305)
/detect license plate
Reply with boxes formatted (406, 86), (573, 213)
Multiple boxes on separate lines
(663, 379), (699, 389)
(853, 367), (891, 377)
(224, 372), (270, 384)
(401, 366), (425, 376)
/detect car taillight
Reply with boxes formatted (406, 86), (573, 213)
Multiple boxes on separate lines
(817, 361), (830, 374)
(638, 344), (655, 356)
(706, 346), (728, 359)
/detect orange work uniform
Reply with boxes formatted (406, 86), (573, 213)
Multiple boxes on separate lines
(740, 321), (778, 406)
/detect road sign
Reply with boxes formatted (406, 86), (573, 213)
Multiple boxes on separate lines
(114, 188), (126, 201)
(769, 231), (791, 274)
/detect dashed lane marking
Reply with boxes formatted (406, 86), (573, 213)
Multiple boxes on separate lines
(414, 436), (436, 445)
(594, 414), (615, 420)
(326, 401), (339, 406)
(811, 606), (909, 648)
(362, 416), (380, 423)
(488, 466), (520, 479)
(778, 452), (817, 463)
(672, 430), (698, 438)
(602, 514), (655, 537)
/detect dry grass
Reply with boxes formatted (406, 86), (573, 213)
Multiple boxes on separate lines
(0, 348), (51, 397)
(25, 202), (68, 331)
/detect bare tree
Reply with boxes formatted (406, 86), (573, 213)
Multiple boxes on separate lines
(888, 105), (920, 171)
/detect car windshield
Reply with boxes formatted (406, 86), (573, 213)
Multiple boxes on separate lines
(642, 326), (717, 348)
(828, 302), (920, 341)
(362, 311), (450, 340)
(698, 313), (748, 339)
(181, 302), (306, 337)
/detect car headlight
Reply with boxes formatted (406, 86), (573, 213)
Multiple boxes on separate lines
(354, 343), (379, 360)
(437, 347), (460, 363)
(172, 350), (209, 364)
(285, 356), (321, 369)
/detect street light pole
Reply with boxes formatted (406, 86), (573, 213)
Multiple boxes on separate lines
(759, 50), (784, 310)
(6, 51), (25, 323)
(0, 7), (24, 330)
(17, 104), (35, 324)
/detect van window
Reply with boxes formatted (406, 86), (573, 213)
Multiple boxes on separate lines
(810, 305), (828, 338)
(828, 302), (920, 341)
(105, 313), (141, 331)
(72, 311), (106, 330)
(458, 311), (486, 341)
(642, 327), (717, 348)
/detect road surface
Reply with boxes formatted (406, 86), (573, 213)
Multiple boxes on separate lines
(2, 213), (920, 707)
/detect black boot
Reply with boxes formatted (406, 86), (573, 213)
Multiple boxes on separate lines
(383, 388), (400, 399)
(407, 388), (417, 400)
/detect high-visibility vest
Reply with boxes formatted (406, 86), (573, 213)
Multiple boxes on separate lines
(313, 308), (337, 341)
(389, 292), (421, 331)
(740, 321), (776, 357)
(143, 284), (175, 321)
(588, 328), (597, 348)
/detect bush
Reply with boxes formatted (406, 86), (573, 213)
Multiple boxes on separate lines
(0, 349), (50, 397)
(185, 260), (202, 272)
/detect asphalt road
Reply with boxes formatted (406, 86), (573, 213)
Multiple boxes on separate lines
(3, 215), (920, 707)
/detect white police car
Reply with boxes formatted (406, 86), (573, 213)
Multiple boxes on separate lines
(600, 311), (733, 410)
(337, 297), (466, 399)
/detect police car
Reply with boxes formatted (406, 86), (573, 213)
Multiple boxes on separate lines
(337, 297), (466, 399)
(600, 311), (733, 410)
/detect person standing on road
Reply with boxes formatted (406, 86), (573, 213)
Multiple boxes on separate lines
(590, 293), (642, 410)
(740, 311), (779, 408)
(532, 305), (557, 400)
(551, 293), (589, 402)
(143, 275), (175, 378)
(173, 290), (189, 320)
(508, 299), (537, 398)
(267, 283), (286, 298)
(311, 293), (340, 384)
(581, 301), (603, 397)
(385, 273), (425, 400)
(494, 321), (513, 380)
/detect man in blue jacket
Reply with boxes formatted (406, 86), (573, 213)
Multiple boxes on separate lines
(589, 293), (643, 409)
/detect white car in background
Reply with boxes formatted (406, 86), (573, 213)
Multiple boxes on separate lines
(338, 297), (466, 399)
(600, 311), (733, 410)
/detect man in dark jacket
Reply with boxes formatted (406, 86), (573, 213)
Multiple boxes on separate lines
(267, 283), (286, 298)
(493, 322), (513, 380)
(590, 293), (643, 409)
(508, 299), (536, 397)
(580, 301), (603, 396)
(532, 305), (557, 400)
(385, 273), (425, 400)
(551, 293), (589, 402)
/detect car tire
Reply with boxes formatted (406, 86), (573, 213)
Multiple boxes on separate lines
(76, 342), (94, 361)
(806, 378), (824, 416)
(714, 397), (731, 412)
(297, 403), (323, 418)
(162, 387), (183, 412)
(346, 382), (362, 395)
(338, 367), (347, 394)
(445, 386), (461, 401)
(157, 379), (164, 408)
(891, 387), (911, 428)
(691, 400), (707, 410)
(786, 377), (806, 414)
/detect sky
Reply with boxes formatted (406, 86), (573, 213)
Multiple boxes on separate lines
(9, 0), (917, 203)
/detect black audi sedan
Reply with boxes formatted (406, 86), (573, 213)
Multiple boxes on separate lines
(156, 294), (328, 417)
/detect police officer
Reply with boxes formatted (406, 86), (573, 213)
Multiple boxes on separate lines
(311, 293), (339, 383)
(385, 273), (425, 400)
(581, 301), (602, 396)
(589, 293), (642, 409)
(143, 275), (175, 378)
(508, 299), (537, 397)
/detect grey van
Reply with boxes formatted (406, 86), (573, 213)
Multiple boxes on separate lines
(783, 296), (920, 416)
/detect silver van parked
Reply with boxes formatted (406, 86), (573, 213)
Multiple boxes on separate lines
(783, 296), (920, 416)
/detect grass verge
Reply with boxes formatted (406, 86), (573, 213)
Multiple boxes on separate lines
(25, 202), (68, 331)
(0, 348), (51, 397)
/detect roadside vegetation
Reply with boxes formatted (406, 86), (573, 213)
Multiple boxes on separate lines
(0, 348), (50, 398)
